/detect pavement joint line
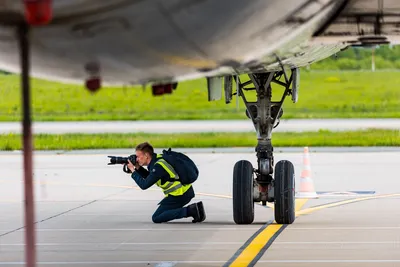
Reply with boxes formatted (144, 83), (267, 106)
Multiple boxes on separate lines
(2, 240), (400, 246)
(0, 242), (247, 246)
(0, 188), (132, 238)
(0, 261), (226, 265)
(2, 260), (400, 265)
(0, 227), (262, 232)
(286, 226), (400, 230)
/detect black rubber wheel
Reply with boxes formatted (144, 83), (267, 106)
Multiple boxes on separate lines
(233, 160), (254, 224)
(274, 160), (295, 224)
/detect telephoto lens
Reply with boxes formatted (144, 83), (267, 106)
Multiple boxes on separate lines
(107, 156), (128, 165)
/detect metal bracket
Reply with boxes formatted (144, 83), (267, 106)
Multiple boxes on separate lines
(207, 76), (223, 101)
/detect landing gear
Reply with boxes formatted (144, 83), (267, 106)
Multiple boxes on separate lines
(231, 68), (299, 225)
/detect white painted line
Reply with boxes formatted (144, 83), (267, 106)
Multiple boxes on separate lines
(63, 213), (227, 216)
(2, 260), (400, 265)
(4, 226), (398, 233)
(2, 241), (398, 249)
(288, 226), (400, 230)
(275, 241), (400, 244)
(27, 227), (260, 232)
(154, 262), (177, 267)
(0, 261), (226, 265)
(315, 195), (377, 198)
(0, 241), (243, 246)
(64, 214), (151, 216)
(257, 260), (400, 263)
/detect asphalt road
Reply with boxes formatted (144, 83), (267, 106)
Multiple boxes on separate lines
(1, 118), (400, 134)
(1, 149), (400, 266)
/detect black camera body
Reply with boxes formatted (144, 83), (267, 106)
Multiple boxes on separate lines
(107, 154), (137, 165)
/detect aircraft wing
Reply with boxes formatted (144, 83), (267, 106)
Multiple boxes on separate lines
(312, 0), (400, 45)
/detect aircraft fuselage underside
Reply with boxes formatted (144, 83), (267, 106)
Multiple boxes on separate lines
(0, 0), (398, 87)
(0, 0), (349, 86)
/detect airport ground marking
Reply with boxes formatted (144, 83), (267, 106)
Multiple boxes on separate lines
(3, 178), (400, 265)
(296, 193), (400, 216)
(3, 259), (400, 265)
(0, 179), (235, 200)
(294, 198), (308, 211)
(225, 199), (307, 266)
(225, 193), (400, 267)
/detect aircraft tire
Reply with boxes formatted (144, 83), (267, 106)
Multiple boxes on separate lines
(233, 160), (254, 224)
(274, 160), (295, 224)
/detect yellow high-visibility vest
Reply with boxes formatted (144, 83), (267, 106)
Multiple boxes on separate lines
(155, 154), (191, 196)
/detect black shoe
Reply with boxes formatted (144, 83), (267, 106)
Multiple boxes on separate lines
(187, 203), (201, 223)
(196, 201), (206, 223)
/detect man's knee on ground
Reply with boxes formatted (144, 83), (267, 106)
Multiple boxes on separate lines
(152, 214), (164, 223)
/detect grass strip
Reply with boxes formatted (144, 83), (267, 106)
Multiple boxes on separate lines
(0, 129), (399, 151)
(1, 71), (400, 121)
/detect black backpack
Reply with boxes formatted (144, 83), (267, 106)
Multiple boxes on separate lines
(161, 148), (199, 185)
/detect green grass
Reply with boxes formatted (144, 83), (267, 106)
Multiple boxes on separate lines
(1, 129), (399, 150)
(0, 71), (400, 121)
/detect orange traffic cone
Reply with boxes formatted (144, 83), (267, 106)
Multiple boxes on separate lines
(296, 147), (318, 198)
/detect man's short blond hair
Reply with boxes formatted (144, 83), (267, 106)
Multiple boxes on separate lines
(135, 142), (154, 155)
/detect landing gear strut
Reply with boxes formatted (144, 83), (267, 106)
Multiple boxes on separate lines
(232, 68), (298, 225)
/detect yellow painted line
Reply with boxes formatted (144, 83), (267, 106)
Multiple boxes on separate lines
(196, 192), (232, 199)
(296, 193), (400, 216)
(265, 198), (308, 212)
(227, 193), (400, 267)
(1, 178), (310, 204)
(36, 180), (142, 191)
(9, 179), (234, 200)
(47, 181), (233, 199)
(229, 224), (284, 267)
(228, 199), (307, 266)
(295, 198), (309, 212)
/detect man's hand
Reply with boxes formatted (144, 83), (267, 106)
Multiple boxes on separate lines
(127, 159), (140, 173)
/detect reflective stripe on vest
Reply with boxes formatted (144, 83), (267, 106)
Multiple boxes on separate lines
(156, 158), (179, 179)
(154, 154), (190, 196)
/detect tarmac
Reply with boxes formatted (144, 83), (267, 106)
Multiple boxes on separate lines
(1, 149), (400, 266)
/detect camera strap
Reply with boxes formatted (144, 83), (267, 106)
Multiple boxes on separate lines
(123, 164), (132, 174)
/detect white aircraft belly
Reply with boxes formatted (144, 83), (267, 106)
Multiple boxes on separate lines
(0, 0), (346, 85)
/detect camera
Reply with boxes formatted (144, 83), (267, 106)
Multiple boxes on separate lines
(107, 154), (137, 165)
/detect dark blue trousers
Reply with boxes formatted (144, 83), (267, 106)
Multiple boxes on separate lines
(152, 186), (195, 223)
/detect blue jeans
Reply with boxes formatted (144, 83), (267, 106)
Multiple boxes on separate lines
(152, 186), (195, 223)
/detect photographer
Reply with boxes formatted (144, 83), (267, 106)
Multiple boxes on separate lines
(126, 142), (206, 224)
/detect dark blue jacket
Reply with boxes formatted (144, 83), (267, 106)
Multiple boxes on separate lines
(131, 153), (169, 190)
(130, 153), (195, 205)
